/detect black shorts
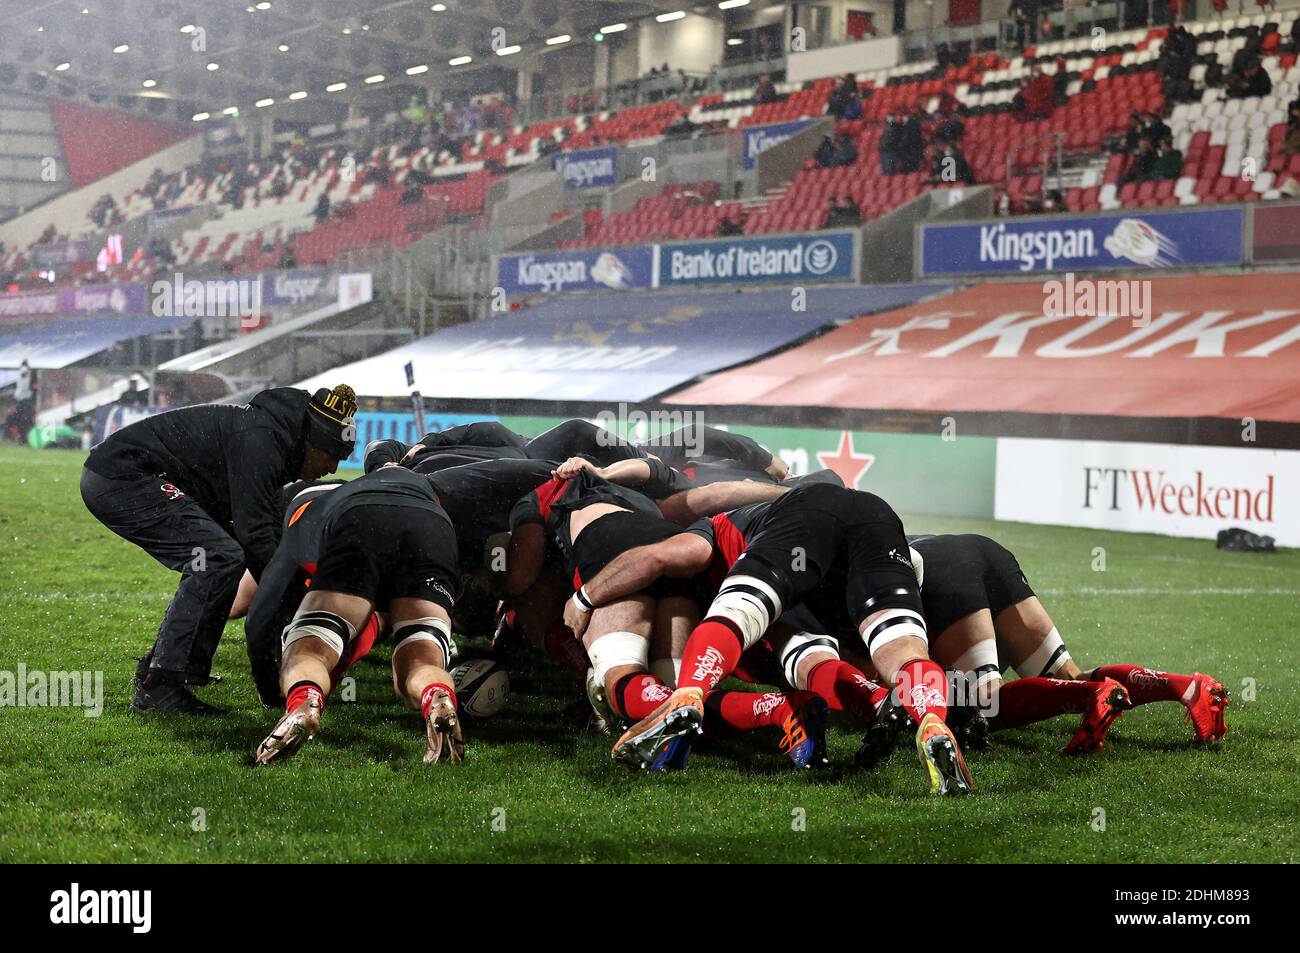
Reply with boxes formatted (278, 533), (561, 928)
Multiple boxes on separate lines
(571, 509), (706, 603)
(736, 483), (919, 633)
(313, 504), (459, 612)
(915, 534), (1035, 637)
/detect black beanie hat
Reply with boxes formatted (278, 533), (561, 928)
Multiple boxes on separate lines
(307, 384), (358, 459)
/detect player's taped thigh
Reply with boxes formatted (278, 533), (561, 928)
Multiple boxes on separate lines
(650, 656), (680, 688)
(703, 573), (785, 652)
(392, 617), (456, 666)
(1013, 626), (1072, 679)
(858, 586), (928, 654)
(588, 631), (650, 686)
(282, 611), (356, 658)
(780, 632), (840, 690)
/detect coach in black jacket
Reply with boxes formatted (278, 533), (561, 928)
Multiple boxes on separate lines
(81, 384), (357, 714)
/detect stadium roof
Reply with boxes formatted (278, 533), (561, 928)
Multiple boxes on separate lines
(0, 0), (774, 123)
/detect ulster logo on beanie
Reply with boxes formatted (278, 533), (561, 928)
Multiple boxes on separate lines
(308, 384), (358, 458)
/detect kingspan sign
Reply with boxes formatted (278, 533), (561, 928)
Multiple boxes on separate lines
(553, 146), (618, 188)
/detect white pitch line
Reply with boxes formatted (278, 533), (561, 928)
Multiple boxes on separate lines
(1039, 586), (1300, 597)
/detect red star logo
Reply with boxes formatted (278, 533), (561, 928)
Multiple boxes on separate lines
(815, 431), (875, 489)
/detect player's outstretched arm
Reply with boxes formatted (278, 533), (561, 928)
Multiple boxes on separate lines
(565, 534), (713, 637)
(658, 479), (788, 526)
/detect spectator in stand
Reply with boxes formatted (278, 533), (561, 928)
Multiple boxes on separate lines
(935, 108), (964, 145)
(278, 245), (298, 269)
(1144, 111), (1172, 148)
(1121, 112), (1145, 154)
(1015, 64), (1057, 120)
(754, 74), (779, 105)
(1040, 189), (1064, 213)
(1227, 59), (1272, 99)
(1149, 137), (1184, 180)
(1008, 0), (1039, 49)
(897, 109), (925, 172)
(1053, 56), (1070, 105)
(930, 141), (976, 185)
(879, 116), (901, 175)
(1121, 137), (1157, 183)
(814, 134), (837, 168)
(995, 189), (1012, 216)
(718, 215), (744, 236)
(935, 43), (954, 71)
(399, 181), (423, 205)
(663, 115), (698, 138)
(312, 192), (331, 224)
(825, 195), (861, 228)
(827, 74), (858, 119)
(1160, 25), (1197, 104)
(1289, 17), (1300, 54)
(1284, 99), (1300, 156)
(830, 131), (858, 167)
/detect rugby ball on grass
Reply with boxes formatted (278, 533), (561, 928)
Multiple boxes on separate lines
(451, 659), (510, 719)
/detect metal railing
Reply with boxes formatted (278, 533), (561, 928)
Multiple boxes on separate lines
(1006, 130), (1067, 203)
(339, 221), (494, 336)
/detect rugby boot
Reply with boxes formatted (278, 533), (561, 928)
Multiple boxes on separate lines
(1063, 678), (1130, 754)
(779, 696), (831, 770)
(855, 693), (913, 770)
(253, 692), (323, 765)
(584, 667), (621, 734)
(946, 702), (992, 752)
(1183, 673), (1229, 743)
(612, 686), (705, 770)
(915, 712), (973, 796)
(133, 674), (224, 716)
(424, 689), (466, 765)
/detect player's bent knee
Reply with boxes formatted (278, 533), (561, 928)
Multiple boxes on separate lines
(780, 632), (839, 690)
(283, 611), (355, 659)
(589, 631), (650, 687)
(392, 617), (455, 667)
(857, 595), (930, 655)
(951, 640), (1002, 710)
(706, 574), (783, 651)
(1014, 626), (1072, 679)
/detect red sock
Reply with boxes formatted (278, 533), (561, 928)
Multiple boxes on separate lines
(420, 682), (457, 720)
(543, 622), (591, 678)
(704, 690), (810, 733)
(807, 659), (883, 720)
(611, 672), (673, 720)
(988, 677), (1094, 731)
(1088, 664), (1196, 707)
(893, 658), (949, 724)
(676, 619), (744, 695)
(285, 680), (323, 713)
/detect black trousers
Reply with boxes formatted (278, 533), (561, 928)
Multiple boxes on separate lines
(80, 468), (245, 683)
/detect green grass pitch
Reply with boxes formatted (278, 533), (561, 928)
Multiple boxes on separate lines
(1, 445), (1296, 863)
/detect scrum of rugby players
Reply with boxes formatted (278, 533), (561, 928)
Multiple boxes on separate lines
(240, 417), (1228, 796)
